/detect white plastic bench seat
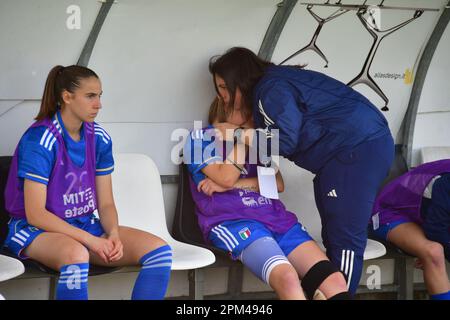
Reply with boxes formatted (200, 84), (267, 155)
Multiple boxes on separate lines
(163, 240), (215, 271)
(111, 153), (215, 298)
(363, 239), (387, 260)
(419, 146), (450, 164)
(111, 153), (215, 270)
(0, 254), (25, 282)
(314, 234), (386, 260)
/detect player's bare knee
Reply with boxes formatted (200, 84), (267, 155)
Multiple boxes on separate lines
(137, 234), (171, 261)
(322, 270), (347, 291)
(422, 242), (445, 267)
(271, 264), (299, 289)
(60, 243), (89, 266)
(301, 260), (350, 299)
(146, 234), (169, 252)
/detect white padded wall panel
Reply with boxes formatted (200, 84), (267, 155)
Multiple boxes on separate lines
(411, 12), (450, 166)
(411, 112), (450, 166)
(0, 0), (100, 99)
(0, 101), (23, 118)
(273, 0), (446, 142)
(418, 23), (450, 113)
(419, 146), (450, 164)
(0, 101), (40, 156)
(88, 0), (277, 123)
(99, 121), (192, 175)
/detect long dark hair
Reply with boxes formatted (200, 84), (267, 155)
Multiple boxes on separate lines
(36, 65), (99, 121)
(208, 97), (227, 125)
(209, 47), (272, 122)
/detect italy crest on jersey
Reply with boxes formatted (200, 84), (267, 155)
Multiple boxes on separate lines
(239, 227), (251, 240)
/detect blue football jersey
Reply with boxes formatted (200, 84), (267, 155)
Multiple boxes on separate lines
(17, 110), (114, 185)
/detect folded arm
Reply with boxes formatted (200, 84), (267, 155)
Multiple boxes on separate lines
(233, 171), (285, 193)
(201, 142), (247, 188)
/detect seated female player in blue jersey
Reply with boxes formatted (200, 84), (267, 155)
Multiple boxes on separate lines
(369, 160), (450, 300)
(3, 65), (172, 300)
(183, 97), (350, 300)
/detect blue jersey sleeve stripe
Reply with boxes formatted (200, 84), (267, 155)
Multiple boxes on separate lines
(95, 169), (114, 176)
(39, 130), (56, 151)
(95, 132), (109, 144)
(44, 132), (54, 149)
(94, 128), (111, 140)
(48, 137), (57, 151)
(39, 129), (49, 146)
(25, 172), (49, 182)
(191, 129), (204, 140)
(53, 118), (63, 134)
(94, 125), (111, 140)
(24, 173), (49, 185)
(96, 165), (114, 172)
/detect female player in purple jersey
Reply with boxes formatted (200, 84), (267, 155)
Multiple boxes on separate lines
(3, 65), (172, 300)
(370, 161), (450, 300)
(184, 97), (350, 300)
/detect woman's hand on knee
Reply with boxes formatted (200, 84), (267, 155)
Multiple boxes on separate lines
(86, 236), (115, 264)
(107, 232), (124, 262)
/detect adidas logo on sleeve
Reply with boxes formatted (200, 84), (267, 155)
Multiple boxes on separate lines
(327, 189), (338, 198)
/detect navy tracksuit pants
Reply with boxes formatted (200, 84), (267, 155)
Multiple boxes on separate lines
(313, 134), (394, 294)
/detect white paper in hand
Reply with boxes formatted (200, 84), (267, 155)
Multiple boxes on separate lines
(257, 166), (279, 199)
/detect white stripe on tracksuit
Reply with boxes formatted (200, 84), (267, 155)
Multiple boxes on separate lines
(341, 249), (355, 290)
(258, 100), (275, 127)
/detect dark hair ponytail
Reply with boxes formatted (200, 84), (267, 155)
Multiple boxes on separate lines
(36, 65), (99, 120)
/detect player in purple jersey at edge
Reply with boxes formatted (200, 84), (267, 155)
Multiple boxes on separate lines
(184, 97), (350, 300)
(370, 160), (450, 300)
(3, 65), (172, 300)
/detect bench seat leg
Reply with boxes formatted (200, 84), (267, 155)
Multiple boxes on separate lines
(188, 269), (205, 300)
(49, 276), (57, 300)
(396, 256), (415, 300)
(227, 264), (243, 299)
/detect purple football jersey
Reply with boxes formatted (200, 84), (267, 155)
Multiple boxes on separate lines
(187, 133), (298, 241)
(372, 159), (450, 225)
(5, 117), (98, 220)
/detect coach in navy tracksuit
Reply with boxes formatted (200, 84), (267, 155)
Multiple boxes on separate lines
(209, 47), (394, 295)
